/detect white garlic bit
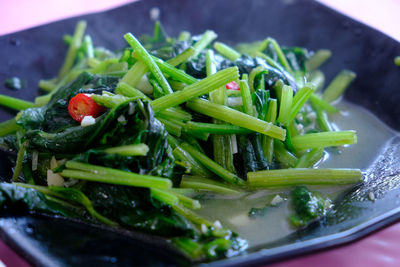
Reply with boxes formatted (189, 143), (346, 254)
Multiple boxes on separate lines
(81, 116), (96, 127)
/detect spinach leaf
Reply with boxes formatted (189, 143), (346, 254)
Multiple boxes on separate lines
(24, 118), (105, 153)
(236, 55), (297, 91)
(248, 203), (279, 218)
(252, 89), (270, 120)
(18, 75), (123, 153)
(17, 72), (119, 133)
(83, 183), (193, 237)
(289, 186), (332, 227)
(74, 100), (176, 179)
(16, 106), (46, 131)
(17, 72), (91, 132)
(140, 21), (171, 52)
(282, 46), (312, 73)
(237, 134), (268, 175)
(0, 135), (19, 152)
(4, 77), (25, 90)
(0, 183), (90, 220)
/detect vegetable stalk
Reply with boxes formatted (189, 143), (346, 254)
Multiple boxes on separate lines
(266, 38), (293, 74)
(322, 70), (356, 102)
(151, 55), (198, 85)
(295, 148), (325, 168)
(172, 146), (213, 178)
(151, 67), (239, 113)
(277, 85), (293, 125)
(103, 144), (149, 156)
(0, 118), (20, 137)
(213, 42), (241, 61)
(166, 47), (196, 66)
(248, 168), (363, 187)
(181, 143), (245, 186)
(120, 61), (148, 88)
(62, 161), (172, 189)
(184, 121), (251, 135)
(291, 131), (357, 150)
(191, 30), (217, 58)
(305, 49), (332, 71)
(12, 141), (28, 181)
(0, 95), (36, 110)
(289, 83), (315, 123)
(239, 80), (254, 116)
(309, 94), (339, 113)
(124, 33), (173, 95)
(187, 99), (286, 140)
(58, 21), (86, 79)
(180, 176), (241, 194)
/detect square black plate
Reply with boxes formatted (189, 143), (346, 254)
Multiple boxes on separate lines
(1, 0), (400, 266)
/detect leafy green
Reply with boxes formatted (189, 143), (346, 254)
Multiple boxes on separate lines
(236, 55), (297, 91)
(282, 46), (312, 73)
(248, 198), (281, 218)
(74, 100), (176, 180)
(140, 21), (172, 54)
(237, 134), (269, 175)
(173, 228), (247, 260)
(252, 89), (270, 120)
(0, 183), (90, 220)
(4, 77), (25, 90)
(248, 206), (269, 218)
(289, 186), (332, 227)
(17, 72), (119, 133)
(48, 186), (117, 226)
(0, 135), (19, 152)
(16, 107), (46, 131)
(24, 121), (102, 153)
(83, 182), (193, 236)
(140, 25), (300, 94)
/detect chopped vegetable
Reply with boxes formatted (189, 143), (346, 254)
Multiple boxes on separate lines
(0, 94), (36, 110)
(4, 77), (25, 90)
(289, 186), (332, 227)
(247, 168), (362, 187)
(187, 98), (286, 140)
(291, 130), (357, 150)
(226, 81), (240, 90)
(305, 49), (332, 71)
(68, 93), (106, 122)
(322, 70), (356, 102)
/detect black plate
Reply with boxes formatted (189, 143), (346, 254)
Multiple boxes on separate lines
(1, 0), (400, 266)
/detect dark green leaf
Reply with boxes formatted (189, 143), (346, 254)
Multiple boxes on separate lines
(282, 46), (313, 73)
(290, 186), (332, 227)
(0, 183), (90, 220)
(237, 134), (268, 175)
(83, 183), (193, 237)
(4, 77), (25, 90)
(252, 89), (270, 120)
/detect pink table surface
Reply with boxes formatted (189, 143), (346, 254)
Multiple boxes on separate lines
(1, 0), (400, 266)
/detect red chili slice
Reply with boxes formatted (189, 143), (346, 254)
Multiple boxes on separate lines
(225, 81), (240, 91)
(68, 93), (105, 122)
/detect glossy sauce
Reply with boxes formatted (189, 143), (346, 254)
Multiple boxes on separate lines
(195, 101), (398, 248)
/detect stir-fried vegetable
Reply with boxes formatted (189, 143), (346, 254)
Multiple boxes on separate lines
(68, 93), (106, 122)
(0, 20), (361, 262)
(289, 186), (332, 227)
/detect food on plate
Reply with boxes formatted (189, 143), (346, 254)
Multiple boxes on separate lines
(0, 21), (362, 261)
